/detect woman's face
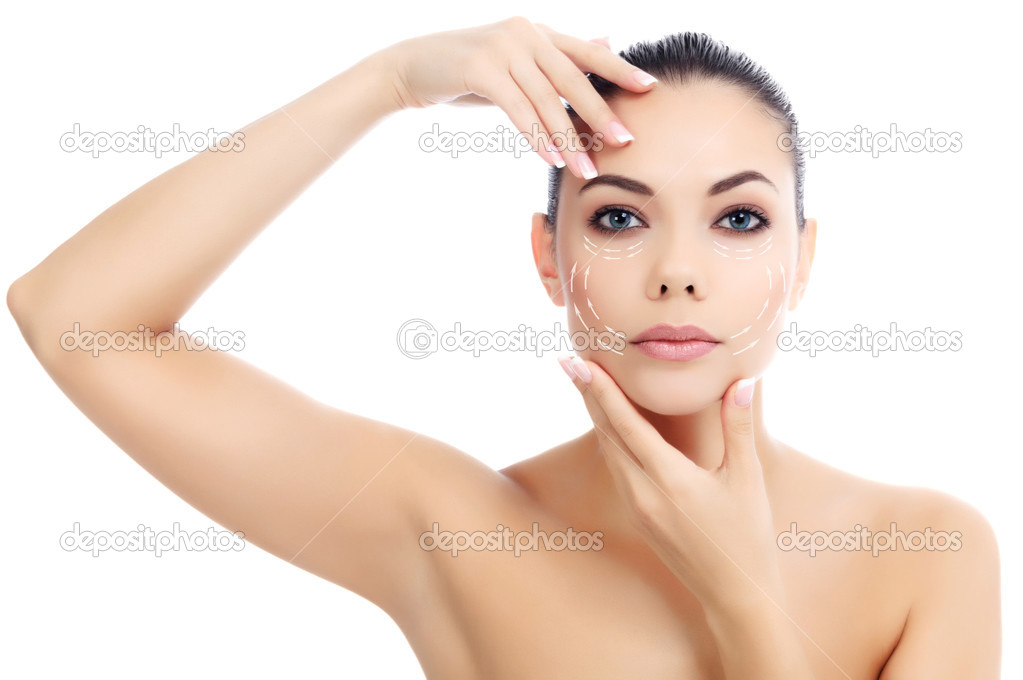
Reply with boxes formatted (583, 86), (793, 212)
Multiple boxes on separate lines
(532, 80), (816, 415)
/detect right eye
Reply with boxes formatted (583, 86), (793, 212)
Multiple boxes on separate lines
(586, 205), (648, 235)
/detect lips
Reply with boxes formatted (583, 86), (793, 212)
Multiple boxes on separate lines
(630, 323), (720, 344)
(630, 324), (721, 362)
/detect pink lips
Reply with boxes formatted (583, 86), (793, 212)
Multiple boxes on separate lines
(630, 323), (720, 362)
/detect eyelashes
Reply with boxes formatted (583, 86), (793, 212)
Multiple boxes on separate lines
(585, 204), (772, 238)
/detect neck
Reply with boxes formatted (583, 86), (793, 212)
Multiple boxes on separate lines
(579, 376), (781, 537)
(636, 377), (774, 470)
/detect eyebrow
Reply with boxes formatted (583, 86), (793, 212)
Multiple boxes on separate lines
(577, 170), (778, 197)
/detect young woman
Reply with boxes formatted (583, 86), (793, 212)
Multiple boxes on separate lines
(7, 16), (1000, 679)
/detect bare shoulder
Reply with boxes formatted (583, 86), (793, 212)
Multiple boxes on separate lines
(776, 443), (996, 535)
(778, 444), (1001, 678)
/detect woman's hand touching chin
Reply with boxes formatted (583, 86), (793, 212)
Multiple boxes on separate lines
(558, 355), (784, 617)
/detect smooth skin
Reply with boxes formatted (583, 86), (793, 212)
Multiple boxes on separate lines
(7, 16), (1000, 679)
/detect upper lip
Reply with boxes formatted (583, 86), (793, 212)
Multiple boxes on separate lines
(631, 323), (720, 344)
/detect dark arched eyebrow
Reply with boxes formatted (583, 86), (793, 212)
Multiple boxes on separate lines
(578, 170), (778, 197)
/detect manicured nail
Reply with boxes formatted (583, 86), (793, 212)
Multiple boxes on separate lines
(608, 121), (633, 143)
(569, 356), (592, 383)
(577, 153), (597, 180)
(547, 143), (566, 168)
(734, 377), (756, 407)
(632, 70), (657, 86)
(558, 356), (575, 380)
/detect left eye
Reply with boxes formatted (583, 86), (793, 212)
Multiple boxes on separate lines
(716, 209), (763, 232)
(593, 208), (643, 231)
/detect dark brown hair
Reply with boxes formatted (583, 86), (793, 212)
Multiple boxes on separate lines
(545, 32), (806, 249)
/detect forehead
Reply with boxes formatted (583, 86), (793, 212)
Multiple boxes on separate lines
(570, 81), (794, 197)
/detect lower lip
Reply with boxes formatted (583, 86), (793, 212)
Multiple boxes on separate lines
(633, 340), (719, 361)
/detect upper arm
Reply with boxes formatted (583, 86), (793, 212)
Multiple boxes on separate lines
(27, 326), (470, 616)
(879, 493), (1001, 679)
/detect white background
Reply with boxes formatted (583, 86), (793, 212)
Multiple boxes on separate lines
(2, 1), (1018, 677)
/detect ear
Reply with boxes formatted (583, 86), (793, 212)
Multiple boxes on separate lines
(787, 217), (817, 310)
(531, 211), (565, 307)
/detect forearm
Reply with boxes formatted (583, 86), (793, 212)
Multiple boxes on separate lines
(8, 48), (402, 353)
(704, 583), (816, 679)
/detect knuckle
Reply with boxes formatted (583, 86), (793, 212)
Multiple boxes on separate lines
(727, 417), (754, 438)
(510, 93), (538, 120)
(501, 15), (535, 33)
(586, 379), (607, 401)
(610, 415), (635, 442)
(533, 80), (561, 105)
(584, 39), (611, 56)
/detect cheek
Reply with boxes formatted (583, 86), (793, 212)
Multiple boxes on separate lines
(560, 233), (648, 354)
(713, 235), (792, 363)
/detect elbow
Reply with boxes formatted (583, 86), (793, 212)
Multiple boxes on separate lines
(7, 275), (32, 328)
(7, 275), (51, 359)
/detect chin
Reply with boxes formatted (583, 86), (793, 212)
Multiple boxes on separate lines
(587, 347), (774, 416)
(619, 372), (729, 416)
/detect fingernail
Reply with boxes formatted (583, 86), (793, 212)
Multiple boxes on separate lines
(569, 356), (592, 383)
(547, 143), (566, 168)
(577, 153), (597, 180)
(558, 356), (576, 380)
(608, 121), (633, 143)
(734, 377), (756, 407)
(632, 70), (657, 86)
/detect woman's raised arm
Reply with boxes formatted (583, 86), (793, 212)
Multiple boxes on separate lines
(6, 16), (654, 618)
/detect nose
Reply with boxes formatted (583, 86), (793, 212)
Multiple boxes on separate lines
(646, 226), (707, 301)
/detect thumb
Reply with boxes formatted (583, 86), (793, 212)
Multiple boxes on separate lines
(719, 377), (758, 475)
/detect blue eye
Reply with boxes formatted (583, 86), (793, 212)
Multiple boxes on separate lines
(586, 206), (647, 235)
(715, 206), (771, 236)
(585, 204), (772, 237)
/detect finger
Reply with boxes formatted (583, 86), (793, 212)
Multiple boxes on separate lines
(508, 59), (597, 176)
(532, 44), (638, 149)
(559, 357), (635, 463)
(475, 67), (566, 168)
(558, 356), (650, 498)
(541, 28), (658, 93)
(588, 36), (611, 50)
(569, 356), (700, 486)
(719, 377), (760, 478)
